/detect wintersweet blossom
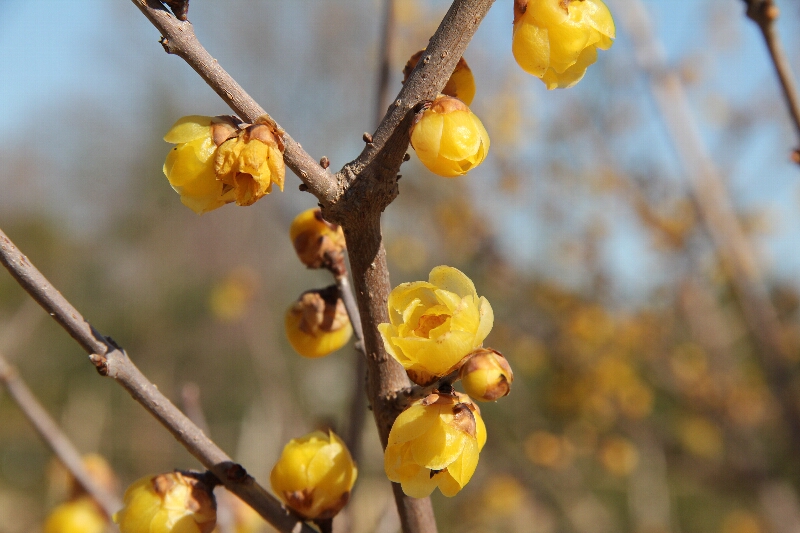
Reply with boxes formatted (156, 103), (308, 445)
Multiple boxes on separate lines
(285, 287), (353, 358)
(512, 0), (615, 89)
(270, 430), (357, 520)
(378, 266), (493, 386)
(114, 472), (216, 533)
(384, 392), (486, 497)
(404, 51), (476, 106)
(44, 497), (107, 533)
(289, 207), (346, 271)
(459, 348), (514, 401)
(410, 96), (490, 178)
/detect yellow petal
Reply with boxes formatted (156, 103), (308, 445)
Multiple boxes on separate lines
(400, 465), (440, 499)
(388, 404), (439, 445)
(429, 266), (477, 300)
(512, 19), (551, 78)
(473, 296), (494, 346)
(164, 115), (213, 143)
(438, 111), (482, 161)
(410, 111), (444, 158)
(409, 422), (467, 471)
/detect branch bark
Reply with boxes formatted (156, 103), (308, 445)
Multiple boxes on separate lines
(130, 0), (339, 203)
(0, 229), (316, 533)
(742, 0), (800, 154)
(0, 351), (122, 520)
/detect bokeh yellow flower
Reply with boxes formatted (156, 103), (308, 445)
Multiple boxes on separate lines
(410, 96), (490, 178)
(44, 497), (107, 533)
(163, 115), (238, 214)
(512, 0), (615, 89)
(270, 430), (357, 520)
(460, 348), (514, 401)
(404, 51), (476, 106)
(285, 287), (353, 358)
(384, 392), (486, 498)
(378, 266), (493, 386)
(214, 119), (285, 207)
(114, 472), (216, 533)
(289, 207), (346, 272)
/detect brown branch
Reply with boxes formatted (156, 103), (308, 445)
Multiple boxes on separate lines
(743, 0), (800, 152)
(0, 351), (122, 519)
(129, 0), (339, 204)
(396, 370), (460, 410)
(615, 0), (800, 444)
(0, 229), (317, 533)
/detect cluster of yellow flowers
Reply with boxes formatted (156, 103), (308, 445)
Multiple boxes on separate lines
(162, 115), (285, 214)
(379, 266), (514, 497)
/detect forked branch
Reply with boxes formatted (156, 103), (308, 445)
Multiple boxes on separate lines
(0, 229), (316, 533)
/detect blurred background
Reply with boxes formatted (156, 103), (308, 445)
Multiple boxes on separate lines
(2, 0), (800, 532)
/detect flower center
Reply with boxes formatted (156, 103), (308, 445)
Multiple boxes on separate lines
(414, 314), (448, 338)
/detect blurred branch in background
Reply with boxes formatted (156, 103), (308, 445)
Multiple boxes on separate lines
(0, 228), (317, 533)
(0, 350), (122, 519)
(742, 0), (800, 160)
(612, 0), (800, 446)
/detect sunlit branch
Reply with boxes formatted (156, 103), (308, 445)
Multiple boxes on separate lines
(129, 0), (338, 203)
(0, 350), (122, 520)
(743, 0), (800, 159)
(0, 228), (317, 533)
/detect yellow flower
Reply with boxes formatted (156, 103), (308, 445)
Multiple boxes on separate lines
(114, 472), (217, 533)
(48, 453), (119, 502)
(163, 115), (239, 214)
(410, 96), (490, 178)
(378, 266), (493, 386)
(285, 287), (353, 358)
(404, 51), (476, 106)
(384, 392), (486, 498)
(44, 497), (107, 533)
(512, 0), (615, 89)
(270, 430), (357, 520)
(459, 348), (514, 402)
(214, 118), (285, 207)
(289, 207), (346, 272)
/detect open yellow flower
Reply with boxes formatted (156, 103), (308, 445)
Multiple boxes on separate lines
(214, 119), (285, 206)
(410, 96), (490, 178)
(385, 392), (486, 498)
(114, 472), (216, 533)
(285, 287), (353, 358)
(270, 430), (357, 520)
(44, 497), (107, 533)
(512, 0), (615, 89)
(378, 266), (493, 386)
(404, 51), (476, 106)
(163, 115), (238, 214)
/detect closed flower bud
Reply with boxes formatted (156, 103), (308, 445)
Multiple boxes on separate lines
(512, 0), (615, 89)
(114, 472), (216, 533)
(44, 497), (107, 533)
(270, 430), (357, 520)
(460, 348), (514, 401)
(289, 208), (346, 273)
(49, 453), (119, 502)
(410, 96), (490, 178)
(378, 266), (493, 386)
(285, 286), (353, 358)
(404, 51), (476, 106)
(215, 116), (285, 207)
(163, 115), (240, 214)
(384, 392), (486, 498)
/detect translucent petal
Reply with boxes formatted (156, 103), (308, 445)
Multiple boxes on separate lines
(387, 282), (437, 325)
(409, 422), (467, 470)
(438, 111), (481, 161)
(435, 288), (463, 312)
(473, 296), (495, 345)
(400, 466), (439, 498)
(164, 115), (213, 143)
(512, 19), (550, 78)
(547, 20), (591, 73)
(583, 0), (615, 39)
(437, 470), (464, 497)
(429, 266), (477, 300)
(441, 438), (479, 492)
(410, 111), (444, 158)
(388, 404), (439, 445)
(448, 297), (480, 335)
(393, 329), (475, 375)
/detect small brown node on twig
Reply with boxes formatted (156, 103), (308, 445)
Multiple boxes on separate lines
(299, 183), (309, 192)
(791, 148), (800, 165)
(403, 153), (411, 161)
(319, 156), (330, 169)
(224, 463), (249, 483)
(89, 354), (109, 376)
(162, 0), (190, 21)
(362, 132), (373, 144)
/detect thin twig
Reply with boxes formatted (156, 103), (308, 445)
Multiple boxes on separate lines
(396, 370), (460, 410)
(742, 0), (800, 153)
(0, 229), (316, 533)
(613, 0), (800, 444)
(129, 0), (338, 204)
(0, 351), (122, 519)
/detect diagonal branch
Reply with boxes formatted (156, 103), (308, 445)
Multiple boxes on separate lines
(130, 0), (339, 204)
(742, 0), (800, 153)
(0, 350), (122, 520)
(0, 229), (317, 533)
